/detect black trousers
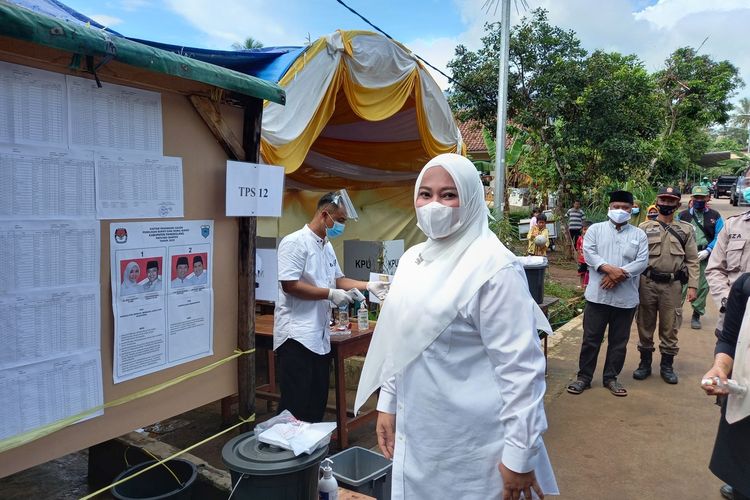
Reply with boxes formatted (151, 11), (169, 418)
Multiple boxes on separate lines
(577, 301), (637, 384)
(277, 338), (331, 423)
(569, 228), (582, 244)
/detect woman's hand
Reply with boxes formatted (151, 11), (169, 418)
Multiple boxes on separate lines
(376, 411), (396, 459)
(499, 463), (544, 500)
(701, 354), (734, 396)
(702, 365), (730, 396)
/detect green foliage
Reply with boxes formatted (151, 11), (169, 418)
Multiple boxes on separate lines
(447, 11), (744, 210)
(231, 37), (264, 50)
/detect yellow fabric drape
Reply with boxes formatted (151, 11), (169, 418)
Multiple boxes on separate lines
(261, 31), (461, 178)
(341, 68), (418, 122)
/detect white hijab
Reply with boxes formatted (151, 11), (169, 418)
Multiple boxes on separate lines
(355, 153), (530, 413)
(121, 261), (141, 296)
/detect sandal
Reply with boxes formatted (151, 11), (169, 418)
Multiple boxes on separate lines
(605, 379), (628, 397)
(566, 379), (591, 395)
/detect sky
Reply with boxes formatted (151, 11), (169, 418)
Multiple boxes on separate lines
(63, 0), (750, 102)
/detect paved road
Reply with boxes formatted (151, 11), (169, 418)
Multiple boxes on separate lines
(542, 196), (745, 500)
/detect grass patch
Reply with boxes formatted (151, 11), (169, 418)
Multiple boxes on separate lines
(544, 275), (585, 330)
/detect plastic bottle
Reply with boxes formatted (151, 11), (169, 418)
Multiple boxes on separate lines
(318, 458), (338, 500)
(701, 377), (748, 396)
(358, 301), (369, 331)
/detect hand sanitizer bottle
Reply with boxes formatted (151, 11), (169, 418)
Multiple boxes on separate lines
(358, 301), (369, 331)
(318, 458), (338, 500)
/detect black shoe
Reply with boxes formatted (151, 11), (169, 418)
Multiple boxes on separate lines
(633, 351), (652, 380)
(719, 484), (733, 500)
(691, 311), (702, 329)
(660, 354), (679, 384)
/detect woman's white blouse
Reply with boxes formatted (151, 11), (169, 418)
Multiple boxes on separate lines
(377, 265), (558, 499)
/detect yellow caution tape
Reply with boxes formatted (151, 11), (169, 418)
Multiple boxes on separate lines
(0, 348), (255, 454)
(79, 414), (256, 500)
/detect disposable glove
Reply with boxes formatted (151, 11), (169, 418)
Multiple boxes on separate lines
(367, 281), (390, 301)
(697, 249), (710, 261)
(328, 288), (354, 306)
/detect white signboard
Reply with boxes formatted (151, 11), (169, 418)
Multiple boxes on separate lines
(225, 161), (285, 217)
(109, 220), (214, 383)
(255, 248), (278, 302)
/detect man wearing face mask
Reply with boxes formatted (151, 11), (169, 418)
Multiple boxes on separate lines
(566, 190), (649, 397)
(635, 186), (699, 385)
(677, 186), (724, 329)
(273, 192), (389, 422)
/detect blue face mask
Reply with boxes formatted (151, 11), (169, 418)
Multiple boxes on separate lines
(325, 214), (345, 239)
(692, 200), (706, 210)
(631, 207), (640, 215)
(743, 187), (750, 202)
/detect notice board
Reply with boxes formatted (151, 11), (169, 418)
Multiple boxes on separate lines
(0, 51), (247, 478)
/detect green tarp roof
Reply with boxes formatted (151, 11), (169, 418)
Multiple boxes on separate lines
(0, 2), (286, 104)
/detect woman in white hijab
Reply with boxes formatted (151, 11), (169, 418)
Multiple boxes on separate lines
(120, 261), (142, 297)
(354, 153), (557, 500)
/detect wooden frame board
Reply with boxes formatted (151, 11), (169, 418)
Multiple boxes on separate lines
(0, 47), (254, 478)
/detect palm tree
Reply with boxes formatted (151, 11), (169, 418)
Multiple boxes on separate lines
(731, 97), (750, 152)
(231, 37), (263, 50)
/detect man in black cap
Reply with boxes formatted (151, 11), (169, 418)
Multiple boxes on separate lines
(171, 256), (190, 288)
(142, 260), (162, 292)
(567, 190), (649, 397)
(634, 186), (699, 384)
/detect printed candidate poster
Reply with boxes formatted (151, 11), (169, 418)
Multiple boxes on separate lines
(109, 220), (213, 383)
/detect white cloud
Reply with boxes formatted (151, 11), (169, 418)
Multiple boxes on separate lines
(90, 14), (123, 27)
(438, 0), (750, 97)
(163, 0), (291, 48)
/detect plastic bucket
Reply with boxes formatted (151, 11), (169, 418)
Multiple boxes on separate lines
(111, 459), (197, 500)
(222, 432), (328, 500)
(330, 447), (392, 500)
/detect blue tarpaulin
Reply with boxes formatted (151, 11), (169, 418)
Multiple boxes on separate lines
(9, 0), (306, 83)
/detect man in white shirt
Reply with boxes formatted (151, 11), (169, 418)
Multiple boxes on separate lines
(567, 190), (649, 397)
(188, 255), (207, 286)
(142, 260), (162, 292)
(274, 192), (389, 422)
(171, 256), (190, 288)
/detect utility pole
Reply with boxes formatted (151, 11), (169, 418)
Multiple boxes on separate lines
(493, 0), (511, 220)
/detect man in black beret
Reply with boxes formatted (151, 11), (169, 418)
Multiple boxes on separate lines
(567, 190), (649, 397)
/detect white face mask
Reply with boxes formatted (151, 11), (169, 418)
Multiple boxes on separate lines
(416, 201), (462, 239)
(608, 208), (631, 224)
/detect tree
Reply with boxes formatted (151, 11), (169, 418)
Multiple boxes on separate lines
(651, 47), (743, 181)
(730, 96), (750, 151)
(231, 37), (264, 50)
(448, 9), (661, 208)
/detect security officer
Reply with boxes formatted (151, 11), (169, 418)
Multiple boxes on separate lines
(635, 186), (699, 384)
(706, 190), (750, 337)
(677, 185), (724, 329)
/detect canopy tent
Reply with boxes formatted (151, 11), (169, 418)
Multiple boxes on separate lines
(259, 30), (463, 191)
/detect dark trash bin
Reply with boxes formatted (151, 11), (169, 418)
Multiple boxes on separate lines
(222, 431), (327, 500)
(111, 458), (197, 500)
(522, 258), (548, 304)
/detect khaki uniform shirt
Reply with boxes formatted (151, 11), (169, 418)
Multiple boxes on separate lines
(706, 211), (750, 307)
(638, 218), (700, 288)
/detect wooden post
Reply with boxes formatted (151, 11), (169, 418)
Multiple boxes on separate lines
(237, 97), (263, 433)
